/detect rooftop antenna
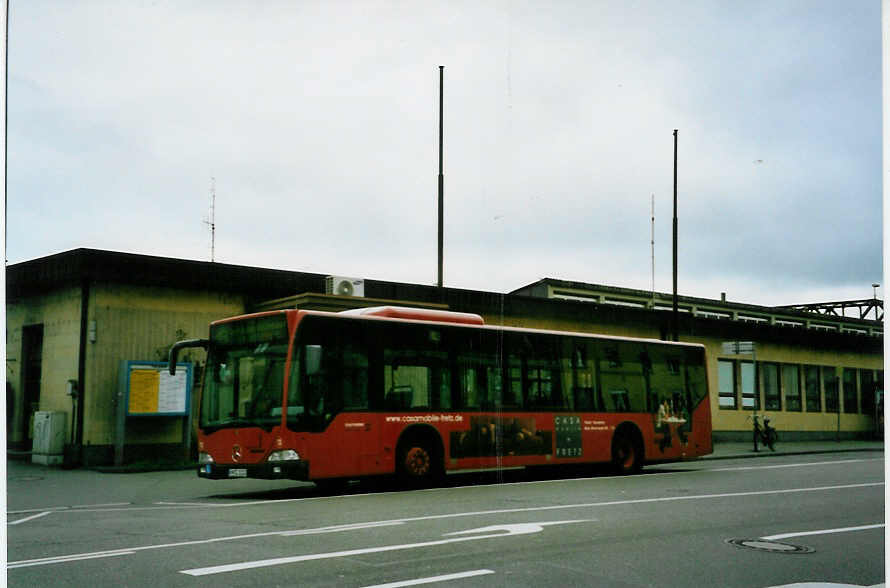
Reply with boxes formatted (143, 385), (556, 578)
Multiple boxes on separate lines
(204, 177), (216, 262)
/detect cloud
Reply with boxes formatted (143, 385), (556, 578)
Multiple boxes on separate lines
(7, 1), (882, 308)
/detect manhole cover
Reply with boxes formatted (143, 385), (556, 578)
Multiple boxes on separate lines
(726, 538), (814, 554)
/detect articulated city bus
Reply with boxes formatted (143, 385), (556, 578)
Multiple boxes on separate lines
(169, 306), (712, 486)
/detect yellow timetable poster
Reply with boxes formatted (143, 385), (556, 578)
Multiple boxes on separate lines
(129, 369), (160, 413)
(126, 363), (190, 415)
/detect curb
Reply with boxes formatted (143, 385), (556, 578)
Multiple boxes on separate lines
(701, 447), (884, 461)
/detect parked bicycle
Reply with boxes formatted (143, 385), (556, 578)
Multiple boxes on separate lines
(751, 415), (777, 452)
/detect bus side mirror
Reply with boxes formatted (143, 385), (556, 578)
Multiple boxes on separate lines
(168, 339), (209, 375)
(305, 345), (323, 376)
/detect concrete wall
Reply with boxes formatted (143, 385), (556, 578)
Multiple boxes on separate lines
(6, 286), (83, 446)
(7, 282), (247, 462)
(693, 337), (881, 439)
(82, 284), (247, 463)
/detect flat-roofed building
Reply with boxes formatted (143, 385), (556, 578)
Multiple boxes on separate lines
(6, 250), (883, 465)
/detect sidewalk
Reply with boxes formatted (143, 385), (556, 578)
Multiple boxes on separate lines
(8, 440), (885, 473)
(704, 439), (884, 460)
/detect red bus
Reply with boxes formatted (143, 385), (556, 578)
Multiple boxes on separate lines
(169, 306), (712, 486)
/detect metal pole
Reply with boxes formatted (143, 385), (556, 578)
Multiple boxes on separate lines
(672, 129), (678, 341)
(5, 0), (9, 265)
(437, 65), (444, 288)
(837, 369), (841, 442)
(752, 345), (757, 417)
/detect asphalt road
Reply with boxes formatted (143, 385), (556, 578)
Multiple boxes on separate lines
(6, 452), (885, 588)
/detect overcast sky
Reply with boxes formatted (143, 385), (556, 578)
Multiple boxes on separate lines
(6, 1), (883, 308)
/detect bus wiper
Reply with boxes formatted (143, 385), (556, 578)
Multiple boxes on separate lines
(203, 418), (255, 432)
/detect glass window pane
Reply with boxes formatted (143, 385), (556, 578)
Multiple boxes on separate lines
(783, 365), (801, 412)
(763, 363), (780, 411)
(805, 365), (821, 412)
(741, 362), (757, 409)
(843, 369), (858, 414)
(860, 370), (875, 417)
(566, 340), (597, 411)
(718, 360), (736, 409)
(598, 342), (646, 412)
(823, 367), (838, 413)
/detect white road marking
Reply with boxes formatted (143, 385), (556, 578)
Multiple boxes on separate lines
(767, 583), (885, 587)
(154, 501), (221, 506)
(279, 521), (405, 536)
(9, 550), (137, 567)
(8, 511), (52, 525)
(9, 502), (132, 515)
(712, 458), (881, 472)
(360, 569), (495, 588)
(8, 457), (880, 516)
(762, 523), (885, 541)
(6, 521), (404, 569)
(8, 506), (71, 515)
(179, 521), (589, 576)
(8, 481), (883, 570)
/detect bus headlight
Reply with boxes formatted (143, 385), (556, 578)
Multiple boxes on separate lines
(267, 450), (300, 462)
(198, 452), (214, 465)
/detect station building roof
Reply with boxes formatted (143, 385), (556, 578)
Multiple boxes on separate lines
(512, 278), (883, 338)
(7, 248), (882, 352)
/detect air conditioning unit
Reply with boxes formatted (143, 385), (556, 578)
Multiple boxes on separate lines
(326, 276), (365, 297)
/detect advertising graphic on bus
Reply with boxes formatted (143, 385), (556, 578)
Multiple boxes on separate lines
(169, 306), (712, 485)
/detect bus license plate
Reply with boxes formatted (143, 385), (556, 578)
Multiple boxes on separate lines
(228, 468), (247, 478)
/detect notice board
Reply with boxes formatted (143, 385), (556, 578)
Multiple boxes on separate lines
(123, 361), (192, 416)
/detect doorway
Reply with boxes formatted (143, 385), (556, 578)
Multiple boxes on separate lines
(21, 324), (44, 450)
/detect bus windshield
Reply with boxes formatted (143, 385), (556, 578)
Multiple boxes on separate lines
(200, 315), (289, 432)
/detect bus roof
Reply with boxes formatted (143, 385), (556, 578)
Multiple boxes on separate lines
(338, 306), (485, 325)
(296, 307), (705, 351)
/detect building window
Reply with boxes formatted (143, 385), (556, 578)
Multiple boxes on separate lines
(842, 369), (858, 414)
(804, 365), (821, 412)
(860, 370), (876, 417)
(783, 364), (801, 412)
(741, 361), (758, 410)
(823, 367), (839, 413)
(763, 363), (780, 411)
(718, 360), (736, 409)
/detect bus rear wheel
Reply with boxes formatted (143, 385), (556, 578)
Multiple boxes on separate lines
(611, 430), (643, 475)
(396, 439), (442, 487)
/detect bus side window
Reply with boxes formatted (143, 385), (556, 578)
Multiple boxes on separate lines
(505, 333), (564, 410)
(567, 341), (596, 411)
(383, 348), (450, 410)
(598, 342), (646, 412)
(456, 330), (500, 411)
(458, 363), (480, 409)
(342, 346), (369, 410)
(458, 358), (493, 410)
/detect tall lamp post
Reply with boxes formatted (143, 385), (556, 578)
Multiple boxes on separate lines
(672, 129), (679, 342)
(437, 65), (444, 288)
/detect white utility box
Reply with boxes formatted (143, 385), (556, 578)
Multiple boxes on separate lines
(32, 411), (67, 465)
